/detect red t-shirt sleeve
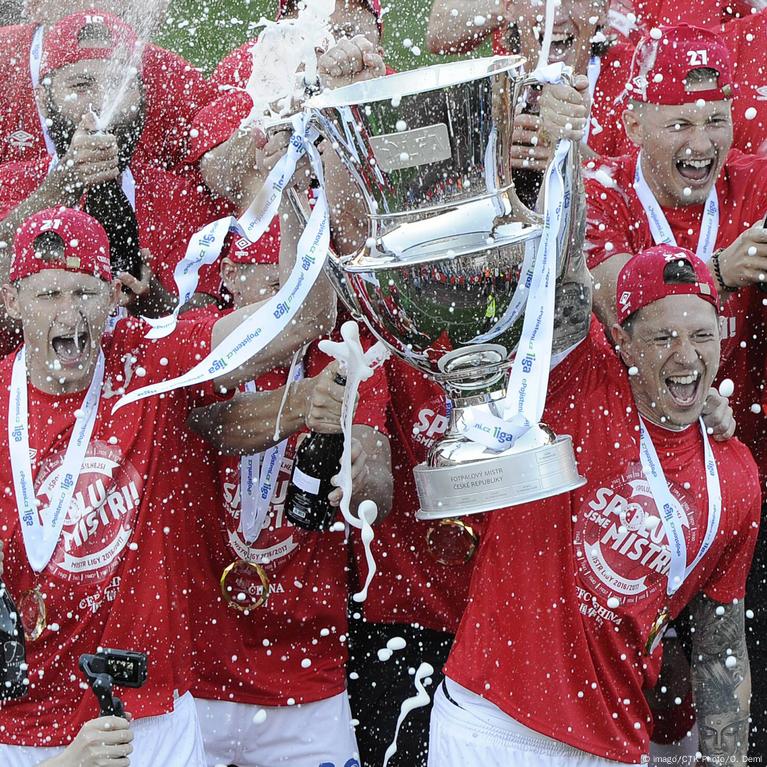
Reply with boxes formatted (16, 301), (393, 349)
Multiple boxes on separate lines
(116, 315), (230, 409)
(703, 448), (761, 603)
(211, 42), (254, 91)
(353, 364), (390, 434)
(140, 45), (218, 171)
(584, 160), (639, 269)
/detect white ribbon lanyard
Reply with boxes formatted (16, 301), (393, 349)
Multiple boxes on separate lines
(30, 25), (56, 158)
(634, 153), (719, 262)
(239, 357), (305, 543)
(9, 347), (105, 572)
(584, 55), (601, 144)
(143, 111), (318, 339)
(111, 119), (330, 414)
(457, 136), (573, 451)
(638, 416), (722, 596)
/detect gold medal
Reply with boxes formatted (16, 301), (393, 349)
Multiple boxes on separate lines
(645, 605), (670, 656)
(220, 560), (270, 612)
(19, 585), (47, 642)
(426, 519), (478, 566)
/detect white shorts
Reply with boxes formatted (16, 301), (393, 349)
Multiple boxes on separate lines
(196, 691), (360, 767)
(0, 691), (205, 767)
(429, 678), (644, 767)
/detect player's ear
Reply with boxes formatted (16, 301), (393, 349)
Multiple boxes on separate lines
(220, 257), (238, 295)
(2, 283), (22, 321)
(610, 322), (636, 367)
(622, 105), (643, 147)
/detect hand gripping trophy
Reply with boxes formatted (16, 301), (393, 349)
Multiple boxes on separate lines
(295, 55), (591, 520)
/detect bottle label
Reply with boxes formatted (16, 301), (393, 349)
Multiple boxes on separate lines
(292, 466), (321, 495)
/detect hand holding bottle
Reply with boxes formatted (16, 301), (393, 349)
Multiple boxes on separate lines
(304, 361), (347, 433)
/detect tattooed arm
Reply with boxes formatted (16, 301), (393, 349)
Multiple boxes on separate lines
(690, 594), (751, 764)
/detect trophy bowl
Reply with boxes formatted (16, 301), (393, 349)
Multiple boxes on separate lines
(305, 56), (588, 519)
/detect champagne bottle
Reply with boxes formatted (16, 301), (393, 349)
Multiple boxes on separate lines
(0, 579), (27, 700)
(84, 180), (142, 279)
(285, 374), (346, 531)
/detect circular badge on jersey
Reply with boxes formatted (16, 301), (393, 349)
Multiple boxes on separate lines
(36, 441), (143, 585)
(572, 462), (701, 607)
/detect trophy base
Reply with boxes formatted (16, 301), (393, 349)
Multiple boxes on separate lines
(413, 435), (585, 520)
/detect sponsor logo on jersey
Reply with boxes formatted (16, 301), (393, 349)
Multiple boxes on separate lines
(36, 441), (143, 584)
(7, 129), (34, 149)
(222, 453), (304, 571)
(573, 463), (699, 609)
(755, 85), (767, 101)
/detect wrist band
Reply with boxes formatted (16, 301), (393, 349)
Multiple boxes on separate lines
(711, 249), (732, 292)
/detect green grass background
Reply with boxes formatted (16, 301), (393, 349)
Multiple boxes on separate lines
(154, 0), (489, 75)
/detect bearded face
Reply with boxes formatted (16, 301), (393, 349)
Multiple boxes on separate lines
(41, 58), (146, 171)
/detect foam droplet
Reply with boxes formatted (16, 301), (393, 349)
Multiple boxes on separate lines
(718, 378), (734, 398)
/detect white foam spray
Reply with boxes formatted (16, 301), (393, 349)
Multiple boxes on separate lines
(382, 662), (435, 767)
(243, 0), (336, 126)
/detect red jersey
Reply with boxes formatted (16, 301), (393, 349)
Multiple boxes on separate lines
(190, 332), (390, 706)
(0, 315), (230, 746)
(350, 357), (475, 634)
(445, 326), (761, 762)
(584, 150), (767, 453)
(0, 23), (215, 172)
(723, 9), (767, 155)
(0, 157), (222, 300)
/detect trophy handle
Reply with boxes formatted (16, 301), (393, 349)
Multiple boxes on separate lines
(499, 69), (577, 227)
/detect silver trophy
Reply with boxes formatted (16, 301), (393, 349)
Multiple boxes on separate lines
(301, 56), (589, 520)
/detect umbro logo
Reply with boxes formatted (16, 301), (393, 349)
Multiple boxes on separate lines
(235, 237), (251, 250)
(7, 130), (34, 149)
(755, 85), (767, 101)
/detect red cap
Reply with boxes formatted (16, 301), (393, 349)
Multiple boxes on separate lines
(276, 0), (383, 32)
(616, 244), (718, 324)
(225, 221), (280, 266)
(41, 11), (138, 80)
(12, 207), (112, 283)
(624, 24), (734, 105)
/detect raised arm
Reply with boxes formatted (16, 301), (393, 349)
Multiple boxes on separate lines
(189, 362), (345, 455)
(210, 198), (337, 390)
(690, 593), (751, 764)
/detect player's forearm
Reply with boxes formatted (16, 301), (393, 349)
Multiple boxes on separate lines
(210, 203), (336, 389)
(188, 380), (313, 454)
(690, 595), (751, 763)
(426, 0), (505, 54)
(200, 137), (245, 203)
(323, 149), (369, 258)
(350, 425), (393, 521)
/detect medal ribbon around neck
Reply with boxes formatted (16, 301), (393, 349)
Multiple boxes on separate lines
(633, 153), (719, 263)
(239, 355), (305, 543)
(9, 346), (105, 573)
(637, 416), (722, 596)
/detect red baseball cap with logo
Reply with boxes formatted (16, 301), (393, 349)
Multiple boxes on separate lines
(41, 11), (139, 80)
(225, 221), (280, 266)
(624, 24), (734, 105)
(11, 207), (112, 283)
(616, 244), (718, 324)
